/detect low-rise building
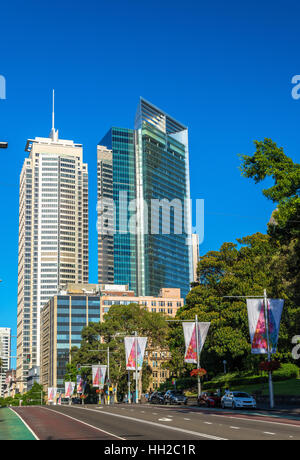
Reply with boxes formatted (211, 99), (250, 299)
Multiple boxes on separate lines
(40, 284), (183, 394)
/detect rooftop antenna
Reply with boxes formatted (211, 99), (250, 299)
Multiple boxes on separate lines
(49, 89), (59, 142)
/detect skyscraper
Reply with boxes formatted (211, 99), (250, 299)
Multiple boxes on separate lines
(97, 98), (192, 298)
(0, 328), (11, 397)
(16, 94), (89, 391)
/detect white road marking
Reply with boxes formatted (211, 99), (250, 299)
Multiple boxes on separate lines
(10, 408), (39, 440)
(230, 426), (240, 430)
(184, 418), (191, 421)
(158, 418), (173, 422)
(43, 407), (125, 440)
(209, 413), (300, 429)
(80, 407), (228, 440)
(263, 432), (276, 435)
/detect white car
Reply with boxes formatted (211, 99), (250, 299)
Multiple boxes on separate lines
(221, 391), (256, 409)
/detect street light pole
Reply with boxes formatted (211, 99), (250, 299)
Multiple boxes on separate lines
(195, 314), (201, 399)
(135, 331), (138, 404)
(264, 289), (274, 409)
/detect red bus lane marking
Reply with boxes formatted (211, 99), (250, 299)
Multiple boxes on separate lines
(13, 407), (124, 440)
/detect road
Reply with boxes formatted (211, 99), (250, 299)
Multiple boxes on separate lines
(11, 403), (300, 441)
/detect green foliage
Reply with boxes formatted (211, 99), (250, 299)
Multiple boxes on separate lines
(166, 139), (299, 381)
(239, 138), (300, 242)
(67, 304), (169, 398)
(0, 382), (45, 407)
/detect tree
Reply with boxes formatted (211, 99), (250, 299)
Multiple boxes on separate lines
(240, 138), (300, 315)
(239, 138), (300, 242)
(67, 304), (170, 399)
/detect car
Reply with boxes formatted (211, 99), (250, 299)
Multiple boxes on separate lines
(71, 397), (82, 404)
(163, 390), (188, 405)
(221, 391), (256, 409)
(198, 392), (221, 408)
(149, 391), (165, 404)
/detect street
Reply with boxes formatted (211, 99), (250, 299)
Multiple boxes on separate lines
(11, 403), (300, 441)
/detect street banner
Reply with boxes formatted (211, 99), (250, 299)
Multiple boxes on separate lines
(182, 322), (210, 363)
(76, 375), (84, 394)
(65, 381), (75, 398)
(124, 337), (148, 371)
(247, 299), (284, 354)
(48, 387), (57, 403)
(92, 365), (107, 389)
(57, 393), (62, 405)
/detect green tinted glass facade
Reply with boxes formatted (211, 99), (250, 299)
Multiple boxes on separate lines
(98, 99), (192, 299)
(136, 122), (191, 298)
(99, 128), (137, 293)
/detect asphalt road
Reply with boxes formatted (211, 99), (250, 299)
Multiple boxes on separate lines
(12, 403), (300, 441)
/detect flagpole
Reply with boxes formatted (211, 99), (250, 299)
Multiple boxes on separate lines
(264, 289), (274, 409)
(195, 314), (201, 398)
(135, 331), (138, 404)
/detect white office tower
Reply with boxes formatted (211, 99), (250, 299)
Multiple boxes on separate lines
(0, 328), (11, 397)
(192, 233), (200, 283)
(16, 94), (89, 391)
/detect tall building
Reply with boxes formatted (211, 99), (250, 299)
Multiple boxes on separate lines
(0, 328), (11, 397)
(17, 95), (89, 391)
(97, 98), (192, 298)
(192, 233), (200, 283)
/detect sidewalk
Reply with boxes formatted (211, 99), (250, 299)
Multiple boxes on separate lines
(0, 407), (36, 440)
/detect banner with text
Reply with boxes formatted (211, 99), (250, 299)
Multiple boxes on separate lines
(92, 365), (107, 388)
(124, 337), (148, 371)
(48, 387), (57, 403)
(183, 322), (210, 363)
(65, 381), (75, 398)
(246, 298), (284, 354)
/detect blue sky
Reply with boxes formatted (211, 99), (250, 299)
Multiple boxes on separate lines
(0, 0), (300, 345)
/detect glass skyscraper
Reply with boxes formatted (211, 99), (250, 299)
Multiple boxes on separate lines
(97, 98), (193, 298)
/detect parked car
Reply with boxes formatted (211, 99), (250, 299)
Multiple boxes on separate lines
(149, 391), (165, 404)
(198, 392), (221, 408)
(221, 391), (256, 409)
(163, 390), (188, 405)
(72, 397), (82, 404)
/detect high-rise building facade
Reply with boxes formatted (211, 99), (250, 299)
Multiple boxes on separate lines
(0, 327), (11, 397)
(192, 233), (200, 283)
(17, 113), (89, 392)
(97, 98), (192, 298)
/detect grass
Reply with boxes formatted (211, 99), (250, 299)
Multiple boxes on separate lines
(186, 378), (300, 397)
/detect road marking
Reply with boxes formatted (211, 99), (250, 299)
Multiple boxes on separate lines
(230, 426), (240, 430)
(80, 407), (228, 440)
(158, 418), (173, 422)
(44, 407), (125, 440)
(11, 409), (39, 440)
(209, 413), (300, 429)
(204, 422), (212, 425)
(184, 418), (191, 421)
(263, 432), (275, 435)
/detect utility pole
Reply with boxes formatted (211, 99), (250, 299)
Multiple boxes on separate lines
(135, 331), (138, 404)
(195, 314), (201, 398)
(264, 289), (274, 409)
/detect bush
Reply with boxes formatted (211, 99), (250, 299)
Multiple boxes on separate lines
(272, 363), (299, 381)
